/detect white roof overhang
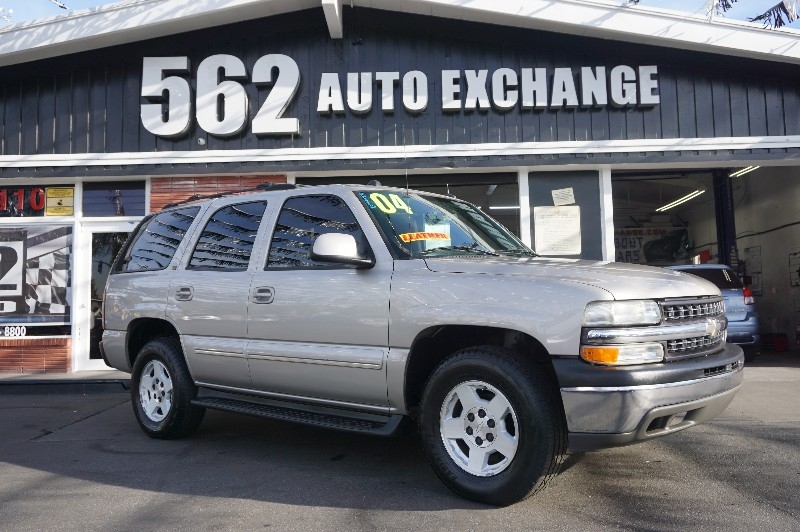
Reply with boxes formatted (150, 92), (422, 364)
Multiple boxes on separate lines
(1, 0), (800, 68)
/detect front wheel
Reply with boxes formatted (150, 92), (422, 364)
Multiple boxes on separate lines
(130, 337), (205, 439)
(419, 346), (566, 506)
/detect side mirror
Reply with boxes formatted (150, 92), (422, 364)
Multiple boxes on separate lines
(310, 233), (374, 269)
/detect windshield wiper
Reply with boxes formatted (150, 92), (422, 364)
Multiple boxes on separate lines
(497, 249), (538, 257)
(420, 246), (500, 257)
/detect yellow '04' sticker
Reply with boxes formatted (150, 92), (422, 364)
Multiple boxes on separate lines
(369, 193), (413, 215)
(399, 232), (450, 243)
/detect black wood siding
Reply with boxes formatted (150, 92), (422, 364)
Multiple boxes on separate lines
(2, 7), (800, 175)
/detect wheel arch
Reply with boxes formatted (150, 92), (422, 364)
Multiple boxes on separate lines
(403, 325), (557, 416)
(126, 318), (181, 369)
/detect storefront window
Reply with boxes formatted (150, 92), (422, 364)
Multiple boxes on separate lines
(83, 182), (146, 217)
(0, 225), (72, 337)
(90, 232), (128, 359)
(0, 185), (74, 217)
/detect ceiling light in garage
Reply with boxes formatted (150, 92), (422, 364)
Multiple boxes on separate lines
(655, 189), (705, 212)
(729, 166), (760, 178)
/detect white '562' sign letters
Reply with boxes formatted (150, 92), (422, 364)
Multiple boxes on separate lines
(141, 54), (301, 137)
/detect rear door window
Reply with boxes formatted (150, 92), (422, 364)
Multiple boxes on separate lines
(188, 201), (268, 271)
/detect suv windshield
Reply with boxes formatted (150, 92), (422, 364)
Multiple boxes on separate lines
(355, 189), (533, 259)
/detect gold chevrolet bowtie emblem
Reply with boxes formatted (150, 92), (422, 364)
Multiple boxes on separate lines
(705, 318), (721, 336)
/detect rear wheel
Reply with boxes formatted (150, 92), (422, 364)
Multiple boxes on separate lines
(419, 346), (566, 506)
(130, 338), (205, 439)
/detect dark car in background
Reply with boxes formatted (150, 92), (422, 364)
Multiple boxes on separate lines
(667, 264), (760, 362)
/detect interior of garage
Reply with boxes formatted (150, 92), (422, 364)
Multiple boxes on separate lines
(612, 165), (800, 351)
(611, 169), (723, 268)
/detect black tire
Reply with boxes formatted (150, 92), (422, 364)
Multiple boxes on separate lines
(743, 347), (757, 363)
(130, 337), (205, 439)
(419, 346), (566, 506)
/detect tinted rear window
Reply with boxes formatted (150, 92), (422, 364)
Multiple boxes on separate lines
(188, 201), (268, 271)
(681, 268), (742, 289)
(116, 206), (201, 272)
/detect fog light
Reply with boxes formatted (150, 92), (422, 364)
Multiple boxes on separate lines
(581, 343), (664, 365)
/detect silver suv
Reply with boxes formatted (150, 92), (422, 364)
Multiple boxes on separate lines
(101, 183), (744, 506)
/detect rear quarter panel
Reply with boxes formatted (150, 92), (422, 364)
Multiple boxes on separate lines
(103, 271), (171, 332)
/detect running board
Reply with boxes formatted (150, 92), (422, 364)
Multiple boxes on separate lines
(192, 396), (404, 437)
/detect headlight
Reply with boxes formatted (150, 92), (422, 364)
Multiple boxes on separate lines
(581, 343), (664, 365)
(582, 300), (662, 327)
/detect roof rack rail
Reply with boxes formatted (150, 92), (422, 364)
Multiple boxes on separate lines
(256, 182), (297, 191)
(162, 182), (297, 209)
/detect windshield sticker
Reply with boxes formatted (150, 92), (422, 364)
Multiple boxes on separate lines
(399, 232), (451, 243)
(369, 193), (414, 215)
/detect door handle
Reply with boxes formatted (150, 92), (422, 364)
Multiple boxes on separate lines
(175, 286), (193, 301)
(251, 286), (275, 304)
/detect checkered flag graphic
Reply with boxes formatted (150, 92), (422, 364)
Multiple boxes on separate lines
(24, 250), (71, 314)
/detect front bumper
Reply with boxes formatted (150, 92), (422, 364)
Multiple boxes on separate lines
(555, 343), (744, 451)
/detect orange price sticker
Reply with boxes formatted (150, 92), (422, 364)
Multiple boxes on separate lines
(399, 232), (450, 243)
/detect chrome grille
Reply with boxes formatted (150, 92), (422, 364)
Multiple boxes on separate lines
(662, 299), (725, 321)
(666, 331), (726, 359)
(661, 297), (726, 360)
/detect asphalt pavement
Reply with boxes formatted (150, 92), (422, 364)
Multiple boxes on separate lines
(0, 352), (798, 531)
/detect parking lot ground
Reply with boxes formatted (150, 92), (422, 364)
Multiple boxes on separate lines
(0, 352), (798, 531)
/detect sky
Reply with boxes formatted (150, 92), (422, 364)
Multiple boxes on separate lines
(0, 0), (797, 27)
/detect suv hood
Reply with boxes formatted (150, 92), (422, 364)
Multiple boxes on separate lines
(423, 256), (720, 300)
